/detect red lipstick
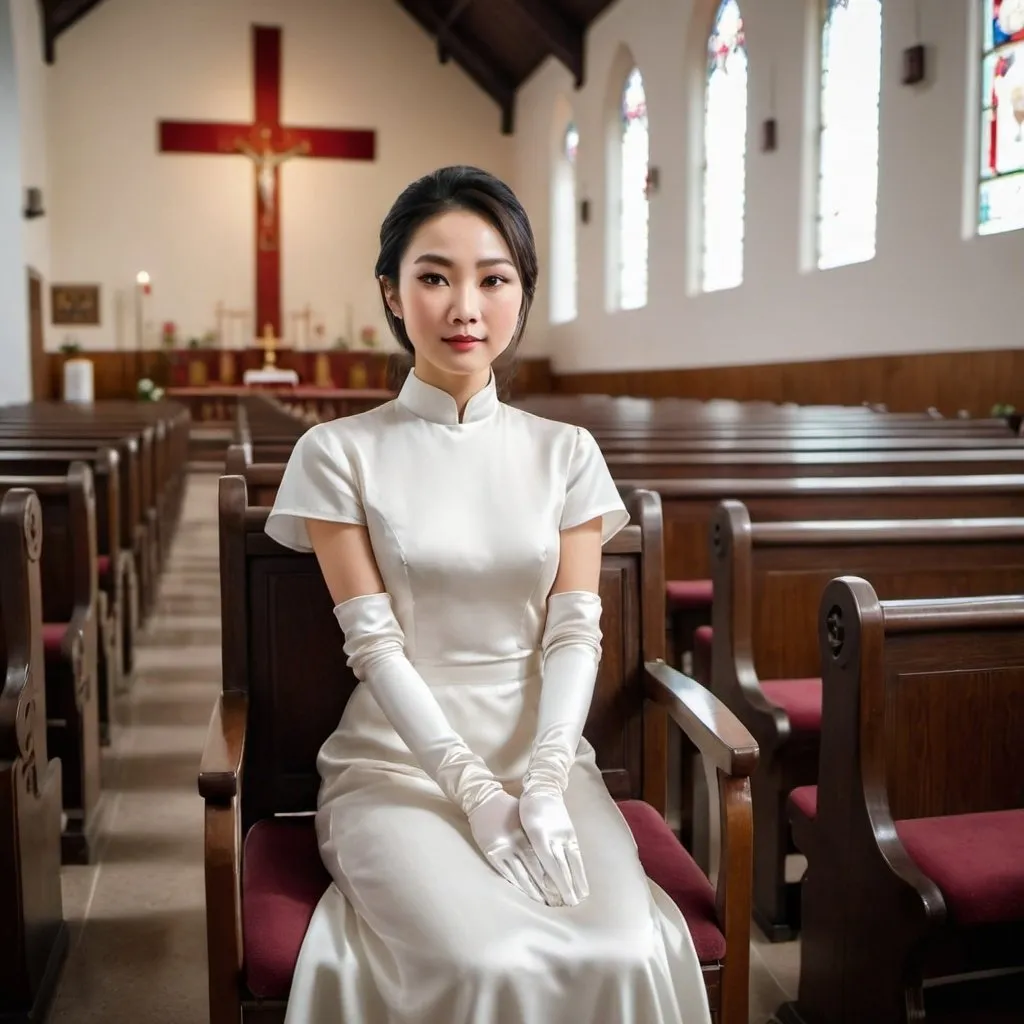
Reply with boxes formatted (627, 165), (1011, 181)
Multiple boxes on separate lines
(443, 334), (483, 352)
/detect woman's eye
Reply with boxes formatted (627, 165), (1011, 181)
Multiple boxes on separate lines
(482, 275), (508, 288)
(418, 273), (446, 286)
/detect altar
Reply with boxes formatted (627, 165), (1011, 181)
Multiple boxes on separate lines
(242, 367), (299, 386)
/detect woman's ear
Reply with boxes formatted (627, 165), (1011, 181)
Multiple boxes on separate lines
(380, 276), (403, 320)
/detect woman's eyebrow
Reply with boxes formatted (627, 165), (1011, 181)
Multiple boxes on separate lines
(412, 254), (515, 269)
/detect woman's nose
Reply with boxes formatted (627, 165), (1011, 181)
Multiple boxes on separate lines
(450, 285), (481, 323)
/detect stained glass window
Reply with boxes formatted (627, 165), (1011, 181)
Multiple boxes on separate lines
(565, 122), (579, 164)
(816, 0), (883, 270)
(702, 0), (748, 292)
(619, 68), (649, 310)
(551, 120), (578, 324)
(979, 0), (1024, 235)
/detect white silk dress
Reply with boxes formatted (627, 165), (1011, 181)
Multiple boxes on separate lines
(264, 369), (712, 1024)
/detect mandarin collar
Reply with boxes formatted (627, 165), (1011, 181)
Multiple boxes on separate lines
(397, 370), (499, 425)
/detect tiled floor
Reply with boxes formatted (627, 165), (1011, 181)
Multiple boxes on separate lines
(46, 471), (801, 1023)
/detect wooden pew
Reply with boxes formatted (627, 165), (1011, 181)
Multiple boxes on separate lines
(0, 449), (123, 739)
(201, 479), (759, 1024)
(0, 400), (189, 575)
(604, 448), (1024, 479)
(0, 423), (158, 621)
(708, 503), (1024, 941)
(0, 488), (67, 1023)
(0, 464), (104, 864)
(781, 580), (1024, 1024)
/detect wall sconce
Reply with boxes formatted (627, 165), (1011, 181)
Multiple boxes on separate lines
(902, 44), (927, 85)
(23, 187), (45, 219)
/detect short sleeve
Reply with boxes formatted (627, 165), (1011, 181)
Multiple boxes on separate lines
(264, 424), (365, 552)
(560, 427), (630, 543)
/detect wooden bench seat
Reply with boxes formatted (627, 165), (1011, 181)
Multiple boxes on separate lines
(706, 502), (1024, 941)
(202, 479), (759, 1024)
(0, 488), (67, 1023)
(0, 448), (124, 738)
(778, 580), (1024, 1024)
(0, 464), (104, 864)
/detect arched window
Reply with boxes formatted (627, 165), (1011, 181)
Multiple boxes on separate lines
(550, 120), (579, 324)
(619, 67), (649, 310)
(815, 0), (883, 269)
(702, 0), (748, 292)
(979, 0), (1024, 235)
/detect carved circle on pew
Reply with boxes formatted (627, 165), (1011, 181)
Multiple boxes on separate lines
(712, 518), (725, 557)
(23, 492), (42, 561)
(826, 606), (845, 658)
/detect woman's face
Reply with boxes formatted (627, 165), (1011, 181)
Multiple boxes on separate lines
(384, 209), (524, 388)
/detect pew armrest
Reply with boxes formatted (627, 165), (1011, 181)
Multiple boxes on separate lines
(644, 658), (756, 1024)
(199, 692), (248, 804)
(644, 659), (759, 778)
(200, 692), (247, 1024)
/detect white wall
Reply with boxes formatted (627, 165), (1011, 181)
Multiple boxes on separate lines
(0, 0), (45, 404)
(46, 0), (514, 351)
(512, 0), (1023, 374)
(14, 0), (49, 283)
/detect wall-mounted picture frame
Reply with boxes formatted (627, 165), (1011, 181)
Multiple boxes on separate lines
(52, 284), (100, 326)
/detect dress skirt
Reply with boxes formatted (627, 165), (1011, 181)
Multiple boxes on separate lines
(283, 656), (712, 1024)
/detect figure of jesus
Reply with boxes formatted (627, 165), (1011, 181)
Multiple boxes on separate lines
(235, 129), (311, 247)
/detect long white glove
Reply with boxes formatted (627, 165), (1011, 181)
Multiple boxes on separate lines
(334, 593), (561, 906)
(518, 590), (603, 907)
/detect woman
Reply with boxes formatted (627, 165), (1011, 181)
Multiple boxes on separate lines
(265, 166), (711, 1024)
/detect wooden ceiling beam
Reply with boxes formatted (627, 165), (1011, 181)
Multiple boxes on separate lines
(397, 0), (517, 134)
(39, 0), (108, 63)
(499, 0), (584, 87)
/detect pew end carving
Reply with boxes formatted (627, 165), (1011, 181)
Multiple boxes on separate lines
(780, 579), (1024, 1024)
(0, 488), (68, 1022)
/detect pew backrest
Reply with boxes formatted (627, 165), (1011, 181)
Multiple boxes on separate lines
(218, 475), (663, 832)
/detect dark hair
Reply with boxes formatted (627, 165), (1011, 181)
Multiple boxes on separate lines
(374, 166), (538, 398)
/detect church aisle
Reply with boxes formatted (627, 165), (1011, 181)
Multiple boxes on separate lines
(49, 472), (222, 1023)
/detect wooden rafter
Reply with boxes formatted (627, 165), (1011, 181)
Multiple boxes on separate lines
(500, 0), (584, 87)
(396, 0), (518, 134)
(39, 0), (108, 63)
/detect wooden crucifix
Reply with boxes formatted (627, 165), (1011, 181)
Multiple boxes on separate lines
(158, 24), (376, 338)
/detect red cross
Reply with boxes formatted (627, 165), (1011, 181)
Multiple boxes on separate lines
(158, 24), (376, 339)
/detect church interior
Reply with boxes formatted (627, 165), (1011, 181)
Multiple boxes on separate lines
(2, 0), (1024, 1021)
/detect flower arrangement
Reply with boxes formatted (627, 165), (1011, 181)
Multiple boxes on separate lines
(136, 377), (165, 402)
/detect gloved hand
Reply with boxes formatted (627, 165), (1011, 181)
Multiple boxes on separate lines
(519, 590), (603, 908)
(334, 592), (560, 905)
(468, 790), (564, 906)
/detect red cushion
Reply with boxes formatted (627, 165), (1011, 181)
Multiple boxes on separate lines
(898, 810), (1024, 927)
(42, 622), (67, 657)
(242, 819), (330, 999)
(761, 678), (822, 734)
(789, 785), (818, 821)
(666, 579), (713, 611)
(242, 802), (728, 1000)
(616, 799), (726, 963)
(787, 790), (1024, 928)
